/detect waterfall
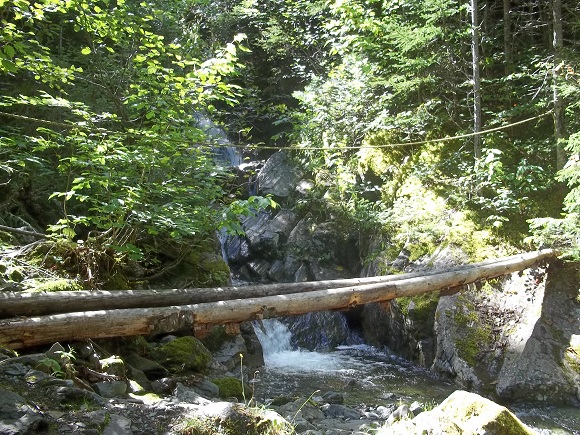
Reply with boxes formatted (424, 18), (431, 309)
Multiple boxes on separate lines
(254, 319), (293, 355)
(195, 112), (242, 167)
(253, 319), (346, 371)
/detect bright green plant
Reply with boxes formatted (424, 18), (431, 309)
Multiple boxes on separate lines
(38, 347), (76, 379)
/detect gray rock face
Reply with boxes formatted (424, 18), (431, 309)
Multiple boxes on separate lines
(430, 287), (484, 390)
(361, 299), (437, 368)
(430, 262), (580, 405)
(245, 209), (298, 255)
(284, 311), (363, 351)
(257, 151), (303, 197)
(495, 262), (580, 404)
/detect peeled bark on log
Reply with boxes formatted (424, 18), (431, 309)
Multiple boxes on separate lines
(0, 250), (556, 350)
(0, 250), (556, 318)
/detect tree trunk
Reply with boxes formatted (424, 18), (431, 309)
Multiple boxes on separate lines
(0, 250), (556, 350)
(552, 0), (566, 170)
(471, 0), (482, 160)
(503, 0), (513, 76)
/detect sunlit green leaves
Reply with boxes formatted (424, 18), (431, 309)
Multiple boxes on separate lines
(0, 0), (257, 251)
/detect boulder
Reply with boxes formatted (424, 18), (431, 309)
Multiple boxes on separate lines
(185, 401), (292, 434)
(429, 262), (580, 405)
(124, 352), (168, 379)
(284, 311), (362, 351)
(174, 383), (211, 405)
(495, 262), (580, 404)
(321, 404), (361, 420)
(257, 151), (303, 198)
(151, 336), (212, 374)
(92, 381), (127, 398)
(380, 390), (537, 435)
(244, 209), (299, 255)
(430, 288), (484, 390)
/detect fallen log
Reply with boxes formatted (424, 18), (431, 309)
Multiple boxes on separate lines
(0, 250), (556, 318)
(0, 250), (556, 349)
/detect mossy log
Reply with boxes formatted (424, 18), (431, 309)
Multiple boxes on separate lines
(0, 250), (556, 318)
(0, 250), (556, 349)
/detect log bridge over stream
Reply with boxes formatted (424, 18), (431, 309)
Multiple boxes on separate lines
(0, 250), (557, 350)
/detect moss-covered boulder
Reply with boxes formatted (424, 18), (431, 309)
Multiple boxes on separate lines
(152, 336), (212, 374)
(100, 356), (126, 378)
(380, 390), (537, 435)
(212, 377), (245, 401)
(176, 401), (292, 435)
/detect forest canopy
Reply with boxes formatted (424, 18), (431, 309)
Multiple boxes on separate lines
(0, 0), (579, 289)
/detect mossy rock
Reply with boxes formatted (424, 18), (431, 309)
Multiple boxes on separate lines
(100, 356), (126, 378)
(212, 377), (245, 401)
(25, 278), (83, 293)
(152, 336), (212, 374)
(384, 390), (537, 435)
(452, 296), (494, 367)
(0, 230), (16, 246)
(176, 402), (292, 435)
(398, 292), (440, 324)
(184, 252), (230, 287)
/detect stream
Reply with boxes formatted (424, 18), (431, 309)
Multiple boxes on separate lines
(252, 318), (580, 434)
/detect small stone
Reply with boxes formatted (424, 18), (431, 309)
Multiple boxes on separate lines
(159, 335), (178, 345)
(93, 381), (127, 398)
(376, 405), (395, 418)
(102, 414), (132, 435)
(45, 342), (66, 362)
(151, 378), (175, 395)
(192, 379), (220, 399)
(174, 382), (211, 405)
(321, 391), (344, 405)
(321, 404), (361, 420)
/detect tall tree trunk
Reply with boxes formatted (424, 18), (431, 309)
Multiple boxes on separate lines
(471, 0), (482, 160)
(552, 0), (566, 170)
(503, 0), (513, 75)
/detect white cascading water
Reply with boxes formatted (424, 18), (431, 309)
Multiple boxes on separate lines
(253, 319), (347, 371)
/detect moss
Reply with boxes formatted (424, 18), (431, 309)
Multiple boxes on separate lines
(100, 356), (126, 377)
(213, 377), (245, 401)
(0, 230), (16, 246)
(25, 278), (83, 293)
(456, 324), (493, 367)
(452, 297), (493, 366)
(564, 345), (580, 374)
(152, 336), (212, 374)
(398, 292), (440, 323)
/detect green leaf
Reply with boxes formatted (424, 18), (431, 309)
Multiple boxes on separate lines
(81, 47), (91, 55)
